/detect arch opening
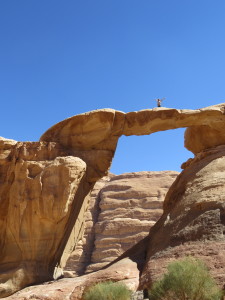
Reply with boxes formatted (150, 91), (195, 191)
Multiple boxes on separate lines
(110, 128), (193, 174)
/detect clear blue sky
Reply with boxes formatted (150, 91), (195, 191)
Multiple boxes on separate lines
(0, 0), (225, 174)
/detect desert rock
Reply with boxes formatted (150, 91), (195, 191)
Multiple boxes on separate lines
(5, 257), (139, 300)
(140, 144), (225, 288)
(1, 104), (225, 297)
(85, 171), (178, 273)
(63, 174), (113, 277)
(0, 140), (92, 297)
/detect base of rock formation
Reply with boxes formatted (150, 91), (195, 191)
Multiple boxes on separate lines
(64, 171), (178, 276)
(5, 257), (140, 300)
(2, 104), (225, 297)
(140, 145), (225, 289)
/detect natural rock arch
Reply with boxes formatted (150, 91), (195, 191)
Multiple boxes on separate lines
(1, 103), (225, 297)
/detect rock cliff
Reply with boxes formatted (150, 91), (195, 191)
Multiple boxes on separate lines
(0, 138), (91, 297)
(64, 171), (178, 276)
(2, 103), (225, 297)
(140, 144), (225, 289)
(63, 174), (113, 277)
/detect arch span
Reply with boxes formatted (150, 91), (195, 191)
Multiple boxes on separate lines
(40, 103), (225, 179)
(0, 103), (225, 297)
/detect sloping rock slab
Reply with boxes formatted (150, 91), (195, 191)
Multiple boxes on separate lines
(4, 258), (139, 300)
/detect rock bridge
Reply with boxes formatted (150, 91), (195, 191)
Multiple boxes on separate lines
(1, 103), (225, 297)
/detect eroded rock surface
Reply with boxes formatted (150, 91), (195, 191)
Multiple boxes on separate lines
(86, 171), (178, 273)
(63, 172), (178, 277)
(140, 145), (225, 289)
(2, 103), (225, 297)
(63, 174), (113, 277)
(0, 139), (91, 297)
(5, 258), (139, 300)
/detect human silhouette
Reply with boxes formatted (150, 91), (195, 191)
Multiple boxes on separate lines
(155, 98), (165, 107)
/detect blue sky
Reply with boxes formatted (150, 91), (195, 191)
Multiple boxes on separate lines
(0, 1), (225, 174)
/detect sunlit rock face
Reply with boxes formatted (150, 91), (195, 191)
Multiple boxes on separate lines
(0, 110), (121, 297)
(85, 171), (178, 273)
(140, 145), (225, 289)
(6, 258), (140, 300)
(0, 138), (90, 297)
(2, 103), (225, 297)
(63, 174), (113, 277)
(63, 171), (178, 277)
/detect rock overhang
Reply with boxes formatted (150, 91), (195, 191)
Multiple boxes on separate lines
(40, 103), (225, 155)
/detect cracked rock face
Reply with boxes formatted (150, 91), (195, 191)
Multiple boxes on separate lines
(0, 140), (89, 297)
(86, 171), (178, 274)
(63, 171), (178, 277)
(2, 103), (225, 297)
(140, 145), (225, 289)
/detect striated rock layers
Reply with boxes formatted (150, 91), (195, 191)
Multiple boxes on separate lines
(64, 171), (178, 276)
(2, 103), (225, 297)
(63, 174), (113, 277)
(140, 144), (225, 289)
(87, 171), (178, 273)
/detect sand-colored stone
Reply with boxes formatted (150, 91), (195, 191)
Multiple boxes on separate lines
(40, 104), (225, 155)
(85, 171), (178, 273)
(140, 144), (225, 289)
(1, 103), (225, 297)
(0, 140), (93, 297)
(64, 171), (178, 276)
(63, 175), (113, 277)
(5, 257), (139, 300)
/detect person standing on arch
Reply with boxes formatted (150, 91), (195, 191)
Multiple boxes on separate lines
(155, 98), (165, 107)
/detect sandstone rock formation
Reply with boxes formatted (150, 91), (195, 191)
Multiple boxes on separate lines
(1, 103), (225, 297)
(63, 174), (113, 277)
(6, 258), (140, 300)
(63, 171), (178, 277)
(85, 171), (178, 273)
(140, 144), (225, 289)
(0, 138), (92, 297)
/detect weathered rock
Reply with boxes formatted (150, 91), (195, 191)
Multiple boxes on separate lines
(2, 103), (225, 297)
(85, 171), (178, 273)
(0, 140), (93, 296)
(140, 144), (225, 289)
(63, 174), (113, 277)
(5, 257), (139, 300)
(40, 105), (225, 156)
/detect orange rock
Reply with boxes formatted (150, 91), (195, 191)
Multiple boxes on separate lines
(2, 103), (225, 297)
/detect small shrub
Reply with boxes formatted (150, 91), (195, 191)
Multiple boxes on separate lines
(148, 257), (223, 300)
(83, 280), (132, 300)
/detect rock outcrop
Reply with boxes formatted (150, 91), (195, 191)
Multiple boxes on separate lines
(63, 174), (113, 277)
(85, 171), (178, 273)
(63, 171), (178, 276)
(6, 257), (140, 300)
(140, 144), (225, 289)
(0, 138), (92, 297)
(2, 103), (225, 297)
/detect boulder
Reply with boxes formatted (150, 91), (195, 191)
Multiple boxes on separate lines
(5, 258), (140, 300)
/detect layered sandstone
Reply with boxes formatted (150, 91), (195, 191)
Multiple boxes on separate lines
(86, 171), (178, 273)
(2, 103), (225, 297)
(140, 144), (225, 289)
(63, 175), (112, 277)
